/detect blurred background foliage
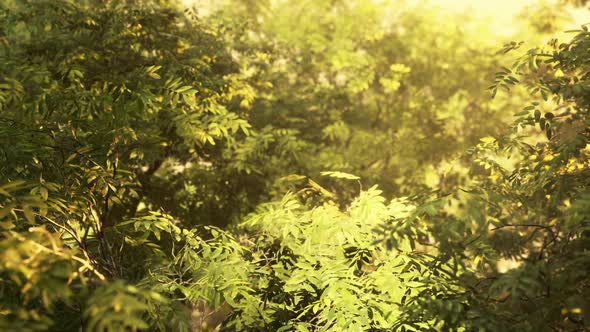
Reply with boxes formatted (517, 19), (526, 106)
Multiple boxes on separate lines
(1, 0), (590, 330)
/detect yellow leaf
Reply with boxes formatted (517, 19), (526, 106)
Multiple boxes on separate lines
(474, 255), (482, 266)
(0, 205), (13, 220)
(320, 171), (360, 180)
(40, 187), (48, 201)
(0, 221), (15, 230)
(23, 207), (35, 223)
(480, 136), (495, 144)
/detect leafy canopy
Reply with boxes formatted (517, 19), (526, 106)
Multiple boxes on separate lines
(1, 0), (590, 331)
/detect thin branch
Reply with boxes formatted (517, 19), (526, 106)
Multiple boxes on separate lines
(491, 223), (554, 232)
(12, 232), (106, 281)
(13, 208), (82, 246)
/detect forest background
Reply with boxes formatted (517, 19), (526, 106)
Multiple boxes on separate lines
(1, 0), (590, 331)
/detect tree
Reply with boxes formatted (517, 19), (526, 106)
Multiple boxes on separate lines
(0, 0), (252, 329)
(204, 0), (529, 203)
(393, 24), (590, 330)
(2, 0), (589, 330)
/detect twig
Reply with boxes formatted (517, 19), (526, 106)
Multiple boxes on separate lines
(12, 232), (106, 281)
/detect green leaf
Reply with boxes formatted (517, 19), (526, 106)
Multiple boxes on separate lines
(321, 171), (360, 180)
(23, 207), (35, 223)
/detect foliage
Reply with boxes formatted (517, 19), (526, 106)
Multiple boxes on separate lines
(0, 0), (252, 329)
(393, 22), (590, 330)
(1, 0), (589, 331)
(209, 0), (520, 200)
